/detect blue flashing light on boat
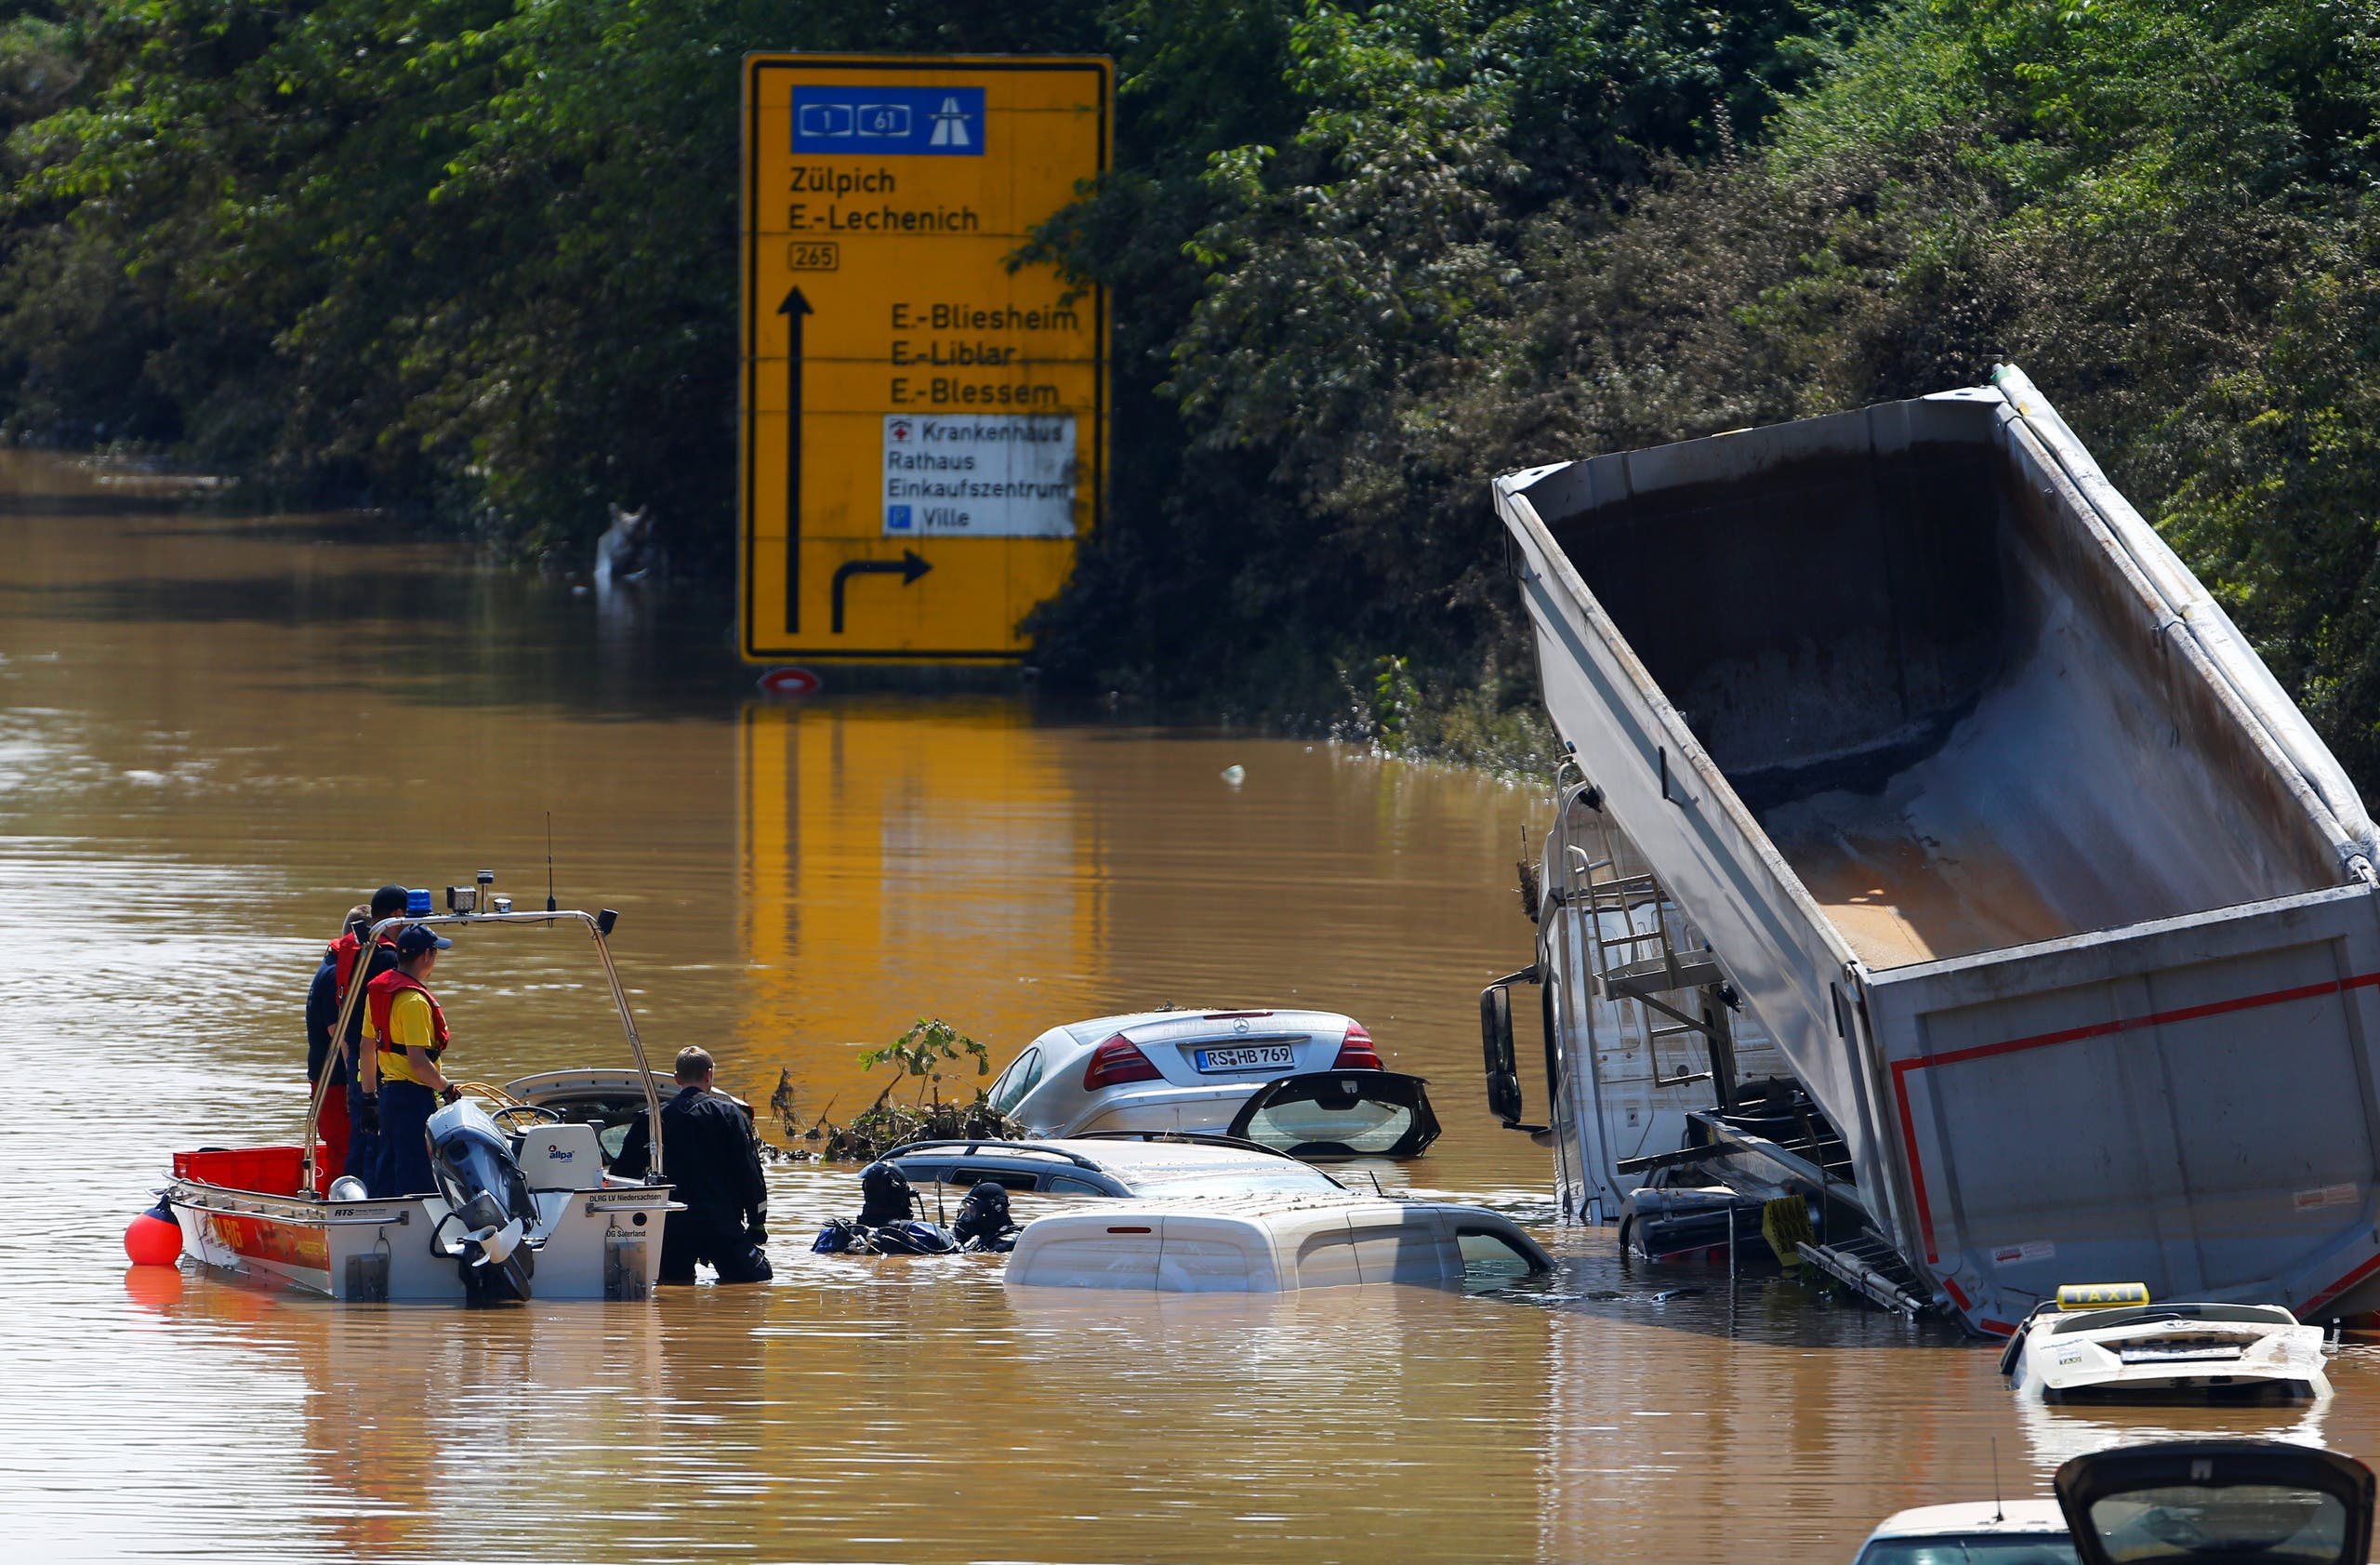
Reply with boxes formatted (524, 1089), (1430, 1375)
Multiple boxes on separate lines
(405, 888), (432, 917)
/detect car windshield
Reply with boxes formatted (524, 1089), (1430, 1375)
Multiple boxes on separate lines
(521, 1090), (648, 1162)
(2088, 1487), (2346, 1563)
(1855, 1535), (2079, 1565)
(2050, 1304), (2298, 1335)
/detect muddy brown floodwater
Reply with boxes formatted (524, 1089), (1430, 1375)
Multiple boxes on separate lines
(4, 450), (2377, 1563)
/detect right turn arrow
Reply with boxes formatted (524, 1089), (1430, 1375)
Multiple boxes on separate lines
(829, 550), (932, 633)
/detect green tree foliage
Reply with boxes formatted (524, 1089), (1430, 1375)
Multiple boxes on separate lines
(0, 0), (1108, 562)
(15, 0), (2380, 782)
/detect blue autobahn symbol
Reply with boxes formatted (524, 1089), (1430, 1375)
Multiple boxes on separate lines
(792, 86), (985, 156)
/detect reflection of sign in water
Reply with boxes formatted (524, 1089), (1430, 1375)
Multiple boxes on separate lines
(736, 703), (1104, 1094)
(742, 57), (1111, 661)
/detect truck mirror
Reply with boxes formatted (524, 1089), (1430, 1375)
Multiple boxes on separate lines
(2056, 1441), (2374, 1565)
(1480, 984), (1524, 1126)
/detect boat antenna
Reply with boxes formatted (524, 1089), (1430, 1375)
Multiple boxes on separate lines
(1991, 1436), (2004, 1524)
(546, 812), (558, 913)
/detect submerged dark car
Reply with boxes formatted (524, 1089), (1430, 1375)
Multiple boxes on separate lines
(882, 1134), (1350, 1200)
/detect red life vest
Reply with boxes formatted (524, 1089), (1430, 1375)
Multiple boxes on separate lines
(365, 968), (450, 1062)
(328, 933), (360, 990)
(329, 933), (395, 996)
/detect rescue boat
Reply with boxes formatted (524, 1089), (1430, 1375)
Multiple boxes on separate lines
(160, 880), (682, 1302)
(2002, 1283), (2334, 1403)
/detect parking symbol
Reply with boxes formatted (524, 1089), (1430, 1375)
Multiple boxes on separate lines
(886, 505), (914, 531)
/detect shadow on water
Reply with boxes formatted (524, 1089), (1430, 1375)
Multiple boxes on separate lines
(1492, 1245), (1981, 1351)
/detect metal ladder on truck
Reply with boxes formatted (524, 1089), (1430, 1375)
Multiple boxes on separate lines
(1567, 811), (1739, 1109)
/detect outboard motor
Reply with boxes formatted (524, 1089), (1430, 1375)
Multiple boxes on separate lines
(953, 1181), (1019, 1253)
(427, 1099), (538, 1304)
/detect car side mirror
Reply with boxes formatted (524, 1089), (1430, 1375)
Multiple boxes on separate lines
(2056, 1440), (2375, 1565)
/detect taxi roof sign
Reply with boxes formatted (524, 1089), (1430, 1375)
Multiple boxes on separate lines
(2056, 1282), (2151, 1310)
(740, 54), (1112, 662)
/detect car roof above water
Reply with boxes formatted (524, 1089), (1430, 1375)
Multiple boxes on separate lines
(1004, 1196), (1554, 1293)
(1864, 1500), (2069, 1537)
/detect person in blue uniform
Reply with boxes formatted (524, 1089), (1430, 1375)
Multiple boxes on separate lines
(303, 903), (371, 1189)
(613, 1047), (773, 1284)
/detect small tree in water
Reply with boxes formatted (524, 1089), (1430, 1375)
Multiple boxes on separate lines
(820, 1017), (1016, 1161)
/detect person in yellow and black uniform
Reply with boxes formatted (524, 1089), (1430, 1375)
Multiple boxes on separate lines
(357, 923), (458, 1197)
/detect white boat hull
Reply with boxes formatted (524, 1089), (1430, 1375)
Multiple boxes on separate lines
(167, 1179), (676, 1301)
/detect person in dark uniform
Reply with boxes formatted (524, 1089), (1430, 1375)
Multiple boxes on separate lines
(304, 903), (370, 1191)
(613, 1047), (773, 1284)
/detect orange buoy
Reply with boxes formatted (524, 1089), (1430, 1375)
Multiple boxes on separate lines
(124, 1199), (182, 1267)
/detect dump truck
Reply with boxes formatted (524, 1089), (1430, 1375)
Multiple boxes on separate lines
(1485, 365), (2380, 1333)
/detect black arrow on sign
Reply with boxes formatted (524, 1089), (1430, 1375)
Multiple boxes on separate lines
(779, 285), (813, 630)
(830, 550), (932, 633)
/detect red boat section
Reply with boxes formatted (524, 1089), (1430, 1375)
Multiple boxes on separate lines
(203, 1209), (330, 1274)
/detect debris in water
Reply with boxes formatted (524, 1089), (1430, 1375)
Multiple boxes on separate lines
(1586, 1290), (1623, 1301)
(1220, 763), (1246, 786)
(1650, 1287), (1707, 1302)
(761, 1017), (1021, 1164)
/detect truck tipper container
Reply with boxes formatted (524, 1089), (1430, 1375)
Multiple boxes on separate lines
(1488, 365), (2380, 1333)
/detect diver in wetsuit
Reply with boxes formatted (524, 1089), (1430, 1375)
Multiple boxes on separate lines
(613, 1046), (773, 1285)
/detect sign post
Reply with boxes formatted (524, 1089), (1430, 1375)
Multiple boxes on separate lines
(741, 55), (1112, 662)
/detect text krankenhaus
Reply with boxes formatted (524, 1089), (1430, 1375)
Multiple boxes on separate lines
(887, 418), (1073, 501)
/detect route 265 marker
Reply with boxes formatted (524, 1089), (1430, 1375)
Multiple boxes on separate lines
(740, 54), (1112, 662)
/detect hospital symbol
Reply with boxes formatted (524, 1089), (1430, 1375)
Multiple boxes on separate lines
(929, 97), (974, 148)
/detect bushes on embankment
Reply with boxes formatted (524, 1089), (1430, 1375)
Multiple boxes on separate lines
(7, 0), (2380, 778)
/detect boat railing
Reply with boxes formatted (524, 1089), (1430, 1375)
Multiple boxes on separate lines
(173, 1196), (416, 1227)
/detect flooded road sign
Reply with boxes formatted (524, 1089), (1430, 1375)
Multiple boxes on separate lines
(741, 55), (1112, 662)
(754, 666), (823, 698)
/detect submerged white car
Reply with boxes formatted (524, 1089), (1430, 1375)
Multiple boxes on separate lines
(985, 1008), (1440, 1159)
(2001, 1286), (2332, 1402)
(1850, 1501), (2075, 1565)
(1004, 1196), (1553, 1293)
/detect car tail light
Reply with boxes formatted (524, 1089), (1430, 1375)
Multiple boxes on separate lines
(1083, 1034), (1163, 1090)
(1331, 1023), (1382, 1070)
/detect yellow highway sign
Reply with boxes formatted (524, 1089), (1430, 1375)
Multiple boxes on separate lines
(740, 54), (1112, 661)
